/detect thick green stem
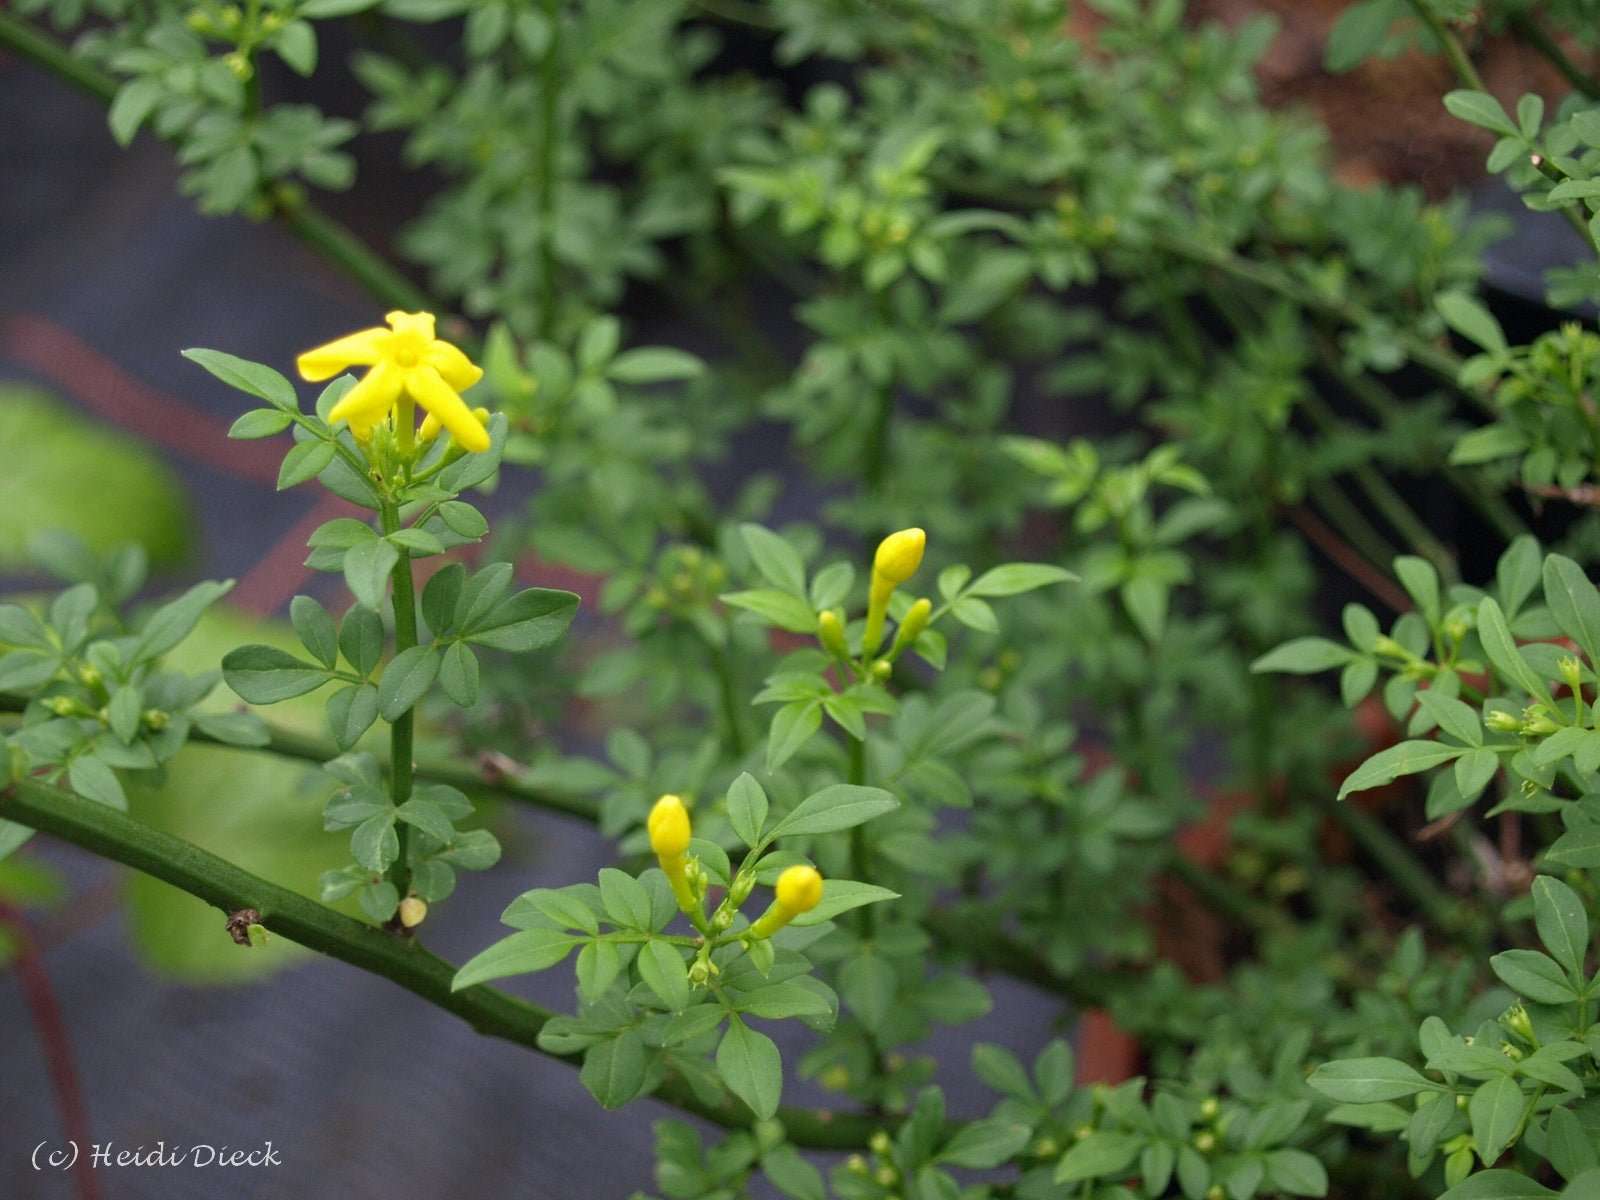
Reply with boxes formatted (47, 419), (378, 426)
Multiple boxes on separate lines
(0, 775), (884, 1148)
(0, 8), (115, 101)
(0, 10), (434, 318)
(1508, 13), (1600, 100)
(535, 0), (563, 341)
(1402, 0), (1485, 92)
(382, 502), (419, 902)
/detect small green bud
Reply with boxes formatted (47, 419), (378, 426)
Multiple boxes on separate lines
(1502, 1002), (1534, 1043)
(77, 664), (102, 689)
(1206, 1188), (1226, 1200)
(1484, 710), (1522, 733)
(869, 1130), (892, 1156)
(871, 660), (891, 681)
(1373, 636), (1406, 658)
(1444, 617), (1469, 644)
(711, 908), (733, 932)
(1031, 1137), (1058, 1157)
(727, 871), (756, 907)
(873, 1165), (898, 1187)
(1560, 656), (1584, 691)
(845, 1154), (868, 1176)
(1499, 1040), (1525, 1061)
(1198, 1096), (1220, 1120)
(1072, 1124), (1094, 1142)
(1524, 712), (1559, 735)
(888, 597), (932, 658)
(142, 708), (169, 730)
(817, 609), (850, 659)
(1193, 1131), (1216, 1154)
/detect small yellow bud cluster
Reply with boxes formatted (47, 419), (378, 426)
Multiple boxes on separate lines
(648, 794), (700, 918)
(747, 865), (824, 939)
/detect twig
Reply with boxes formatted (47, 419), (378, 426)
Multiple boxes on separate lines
(1286, 506), (1412, 611)
(0, 775), (884, 1149)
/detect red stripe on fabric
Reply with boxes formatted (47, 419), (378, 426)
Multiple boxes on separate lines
(2, 313), (284, 483)
(232, 493), (356, 617)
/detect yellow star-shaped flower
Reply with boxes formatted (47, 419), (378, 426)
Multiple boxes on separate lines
(296, 311), (490, 453)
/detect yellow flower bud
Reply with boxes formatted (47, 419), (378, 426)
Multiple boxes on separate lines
(747, 865), (824, 939)
(648, 794), (692, 861)
(398, 897), (428, 928)
(888, 597), (932, 658)
(775, 865), (823, 914)
(817, 609), (850, 659)
(873, 528), (926, 585)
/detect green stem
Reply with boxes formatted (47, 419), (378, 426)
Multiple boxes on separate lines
(1508, 13), (1600, 100)
(0, 10), (434, 318)
(381, 501), (419, 903)
(1299, 391), (1459, 581)
(1526, 154), (1600, 259)
(0, 775), (880, 1147)
(272, 188), (433, 313)
(0, 8), (115, 101)
(847, 734), (873, 939)
(1402, 0), (1485, 92)
(708, 639), (749, 757)
(1316, 340), (1531, 542)
(535, 0), (563, 341)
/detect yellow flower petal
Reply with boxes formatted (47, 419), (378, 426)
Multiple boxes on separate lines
(406, 365), (491, 453)
(328, 360), (404, 429)
(424, 340), (485, 391)
(386, 311), (436, 341)
(296, 327), (390, 382)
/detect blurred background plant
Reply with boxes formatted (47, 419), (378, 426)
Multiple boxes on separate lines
(4, 0), (1600, 1197)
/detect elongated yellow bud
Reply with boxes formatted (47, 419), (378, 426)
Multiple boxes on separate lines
(817, 609), (850, 659)
(888, 597), (932, 659)
(864, 529), (926, 655)
(648, 795), (700, 917)
(873, 528), (925, 584)
(748, 865), (824, 939)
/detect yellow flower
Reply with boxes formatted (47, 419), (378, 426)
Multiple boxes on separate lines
(296, 311), (490, 452)
(748, 865), (824, 939)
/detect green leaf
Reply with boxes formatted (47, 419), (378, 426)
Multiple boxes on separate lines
(228, 409), (294, 439)
(1251, 637), (1355, 674)
(395, 798), (455, 843)
(739, 524), (807, 597)
(971, 1044), (1035, 1100)
(733, 981), (834, 1020)
(1544, 555), (1600, 667)
(1263, 1148), (1328, 1197)
(581, 1030), (649, 1109)
(376, 645), (440, 721)
(1324, 0), (1397, 71)
(1054, 1132), (1145, 1183)
(1532, 875), (1590, 981)
(438, 501), (488, 540)
(789, 880), (899, 927)
(190, 711), (270, 747)
(277, 439), (337, 490)
(936, 1120), (1033, 1169)
(452, 928), (580, 990)
(1478, 597), (1552, 703)
(598, 867), (653, 930)
(134, 580), (234, 662)
(1451, 425), (1529, 466)
(344, 538), (401, 612)
(68, 756), (126, 810)
(339, 606), (384, 677)
(108, 76), (162, 146)
(763, 1146), (827, 1200)
(965, 563), (1076, 597)
(1546, 826), (1600, 869)
(0, 651), (60, 691)
(726, 773), (768, 848)
(765, 700), (821, 773)
(290, 594), (339, 669)
(1544, 1107), (1599, 1183)
(1437, 292), (1508, 354)
(723, 589), (817, 634)
(274, 18), (317, 75)
(438, 641), (480, 707)
(1395, 556), (1441, 622)
(222, 644), (332, 703)
(1444, 90), (1520, 137)
(463, 588), (578, 652)
(1436, 1171), (1556, 1200)
(350, 811), (398, 872)
(606, 346), (705, 383)
(1307, 1057), (1436, 1102)
(1338, 741), (1465, 799)
(183, 349), (299, 412)
(717, 1019), (783, 1120)
(1490, 949), (1580, 1003)
(1468, 1074), (1524, 1165)
(766, 784), (898, 841)
(638, 939), (692, 1010)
